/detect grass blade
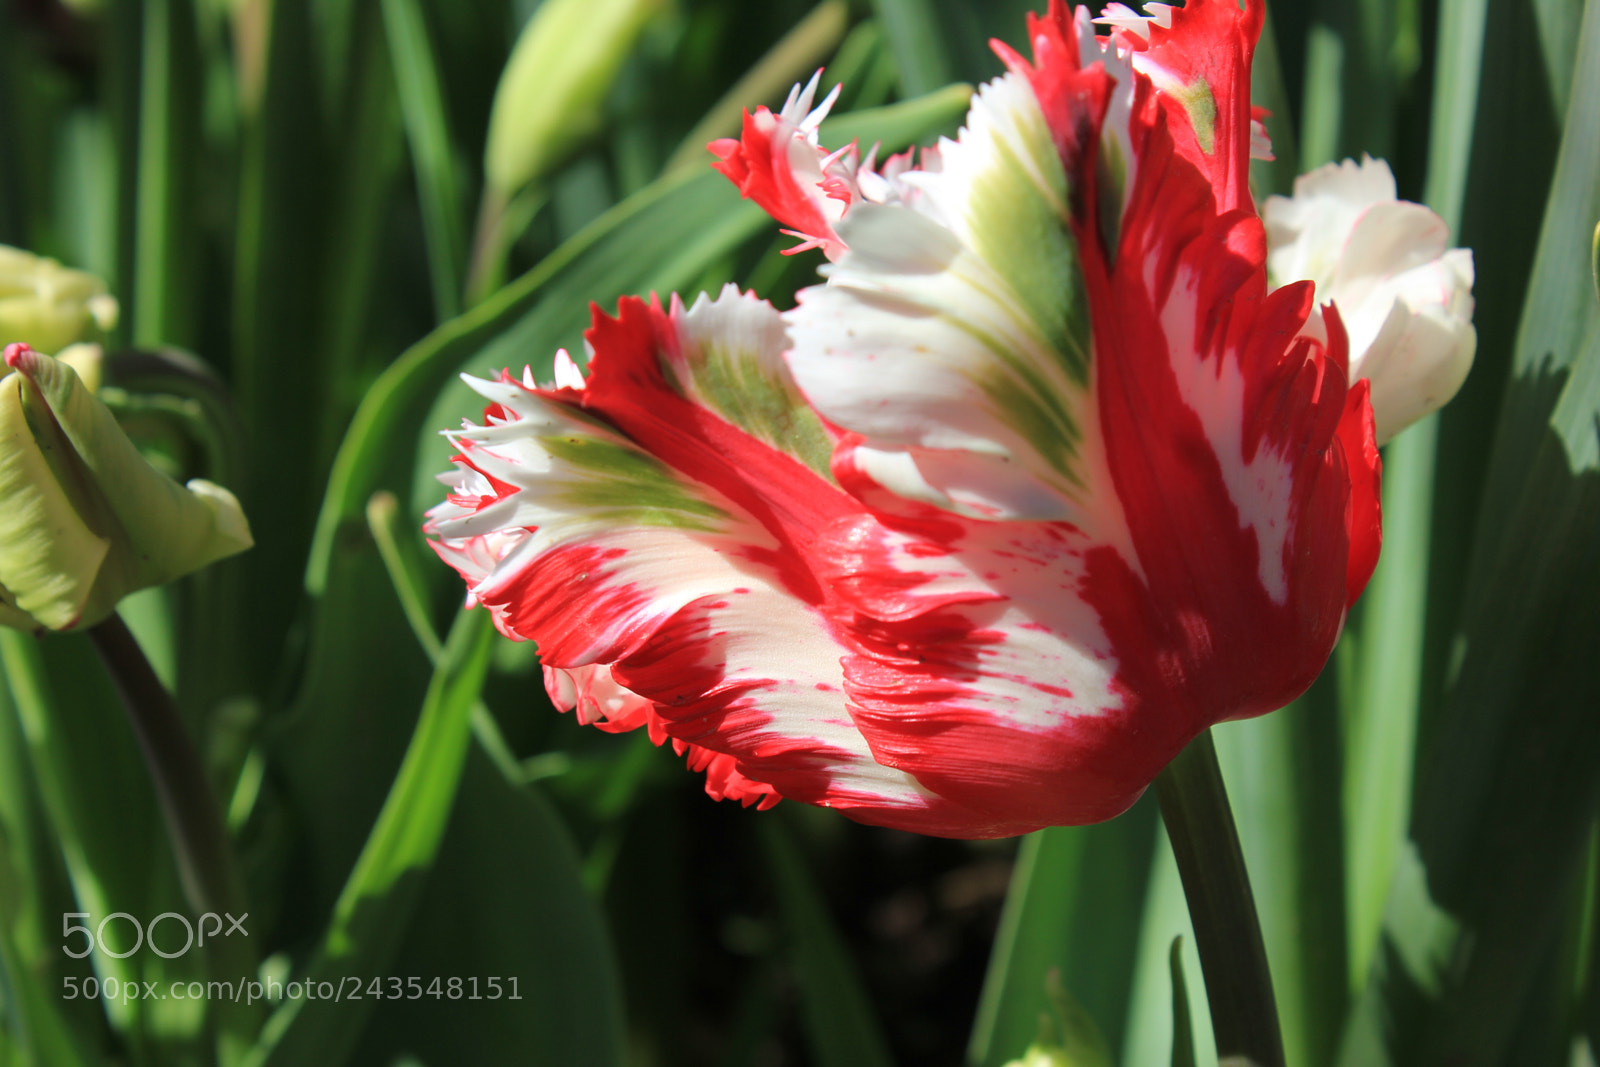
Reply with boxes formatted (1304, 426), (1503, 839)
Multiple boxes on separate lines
(759, 816), (896, 1067)
(131, 0), (201, 349)
(1123, 825), (1215, 1067)
(382, 0), (467, 322)
(1170, 938), (1197, 1067)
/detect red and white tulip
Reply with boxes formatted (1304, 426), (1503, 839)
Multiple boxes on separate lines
(429, 0), (1400, 837)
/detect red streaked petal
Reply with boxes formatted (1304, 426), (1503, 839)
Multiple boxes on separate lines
(1338, 378), (1383, 605)
(1117, 0), (1264, 213)
(710, 73), (853, 261)
(429, 287), (1030, 836)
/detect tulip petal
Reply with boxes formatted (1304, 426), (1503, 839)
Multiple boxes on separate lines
(1099, 0), (1264, 213)
(0, 365), (112, 629)
(786, 71), (1100, 522)
(4, 345), (253, 616)
(1263, 156), (1475, 441)
(709, 72), (854, 261)
(428, 289), (1024, 835)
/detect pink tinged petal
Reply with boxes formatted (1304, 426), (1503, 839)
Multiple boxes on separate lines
(1263, 157), (1399, 290)
(544, 662), (653, 732)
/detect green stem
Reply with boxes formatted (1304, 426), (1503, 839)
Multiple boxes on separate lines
(87, 613), (261, 1058)
(1156, 728), (1285, 1067)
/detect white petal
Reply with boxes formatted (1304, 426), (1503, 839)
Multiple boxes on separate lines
(786, 72), (1100, 524)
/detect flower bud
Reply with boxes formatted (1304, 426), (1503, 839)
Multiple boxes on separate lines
(0, 245), (119, 356)
(0, 343), (251, 632)
(1264, 157), (1475, 443)
(483, 0), (665, 198)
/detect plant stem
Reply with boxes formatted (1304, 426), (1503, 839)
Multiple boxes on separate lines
(90, 612), (243, 916)
(1156, 728), (1286, 1067)
(89, 612), (263, 1063)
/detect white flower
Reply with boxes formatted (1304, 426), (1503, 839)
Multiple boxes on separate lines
(1264, 157), (1475, 443)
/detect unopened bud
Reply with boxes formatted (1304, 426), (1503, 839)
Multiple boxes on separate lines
(0, 245), (118, 355)
(483, 0), (665, 197)
(0, 343), (251, 631)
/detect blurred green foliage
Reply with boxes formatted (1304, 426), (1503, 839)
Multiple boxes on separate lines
(0, 0), (1597, 1064)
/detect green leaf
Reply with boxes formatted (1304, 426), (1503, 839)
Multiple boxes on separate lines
(1123, 827), (1215, 1067)
(868, 0), (955, 97)
(230, 0), (341, 687)
(967, 801), (1157, 1066)
(348, 749), (625, 1066)
(1347, 2), (1600, 1063)
(312, 0), (406, 475)
(130, 0), (202, 350)
(382, 0), (468, 322)
(0, 631), (208, 1054)
(1340, 420), (1433, 991)
(0, 665), (106, 1067)
(759, 816), (896, 1067)
(1170, 938), (1196, 1067)
(365, 489), (537, 784)
(243, 607), (494, 1067)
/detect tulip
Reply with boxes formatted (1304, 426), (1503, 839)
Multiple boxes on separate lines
(1263, 156), (1475, 443)
(0, 244), (118, 356)
(0, 343), (252, 632)
(428, 0), (1388, 837)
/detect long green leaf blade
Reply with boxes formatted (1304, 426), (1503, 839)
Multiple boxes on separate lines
(243, 607), (494, 1067)
(382, 0), (467, 322)
(760, 817), (896, 1067)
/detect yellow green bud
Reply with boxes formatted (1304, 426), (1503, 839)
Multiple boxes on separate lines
(0, 343), (251, 632)
(0, 245), (118, 355)
(483, 0), (665, 197)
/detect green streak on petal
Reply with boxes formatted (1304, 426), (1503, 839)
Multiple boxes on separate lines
(539, 434), (728, 530)
(1174, 79), (1218, 155)
(947, 80), (1094, 494)
(977, 355), (1086, 489)
(925, 294), (1085, 488)
(963, 99), (1091, 387)
(686, 342), (835, 480)
(1096, 134), (1128, 259)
